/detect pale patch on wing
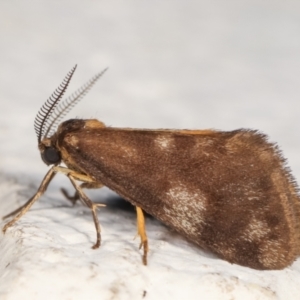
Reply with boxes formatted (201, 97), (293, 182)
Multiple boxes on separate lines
(258, 239), (286, 269)
(167, 186), (206, 211)
(155, 136), (172, 150)
(119, 145), (137, 158)
(191, 138), (216, 158)
(65, 134), (79, 149)
(163, 184), (207, 236)
(214, 242), (235, 261)
(241, 217), (270, 242)
(259, 150), (272, 163)
(225, 131), (246, 152)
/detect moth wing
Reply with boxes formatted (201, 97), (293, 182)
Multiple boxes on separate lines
(61, 125), (300, 270)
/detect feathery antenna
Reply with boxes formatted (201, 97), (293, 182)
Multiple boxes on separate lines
(43, 68), (108, 138)
(34, 65), (77, 143)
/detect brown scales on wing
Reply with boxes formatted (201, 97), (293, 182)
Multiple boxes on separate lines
(56, 119), (300, 270)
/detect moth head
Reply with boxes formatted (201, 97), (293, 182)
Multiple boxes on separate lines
(33, 65), (108, 166)
(39, 137), (61, 166)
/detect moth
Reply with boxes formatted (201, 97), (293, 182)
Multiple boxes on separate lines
(3, 65), (300, 270)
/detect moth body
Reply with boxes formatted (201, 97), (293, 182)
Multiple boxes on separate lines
(53, 118), (300, 270)
(3, 66), (300, 270)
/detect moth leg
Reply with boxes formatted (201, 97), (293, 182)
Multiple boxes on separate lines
(67, 175), (105, 249)
(2, 166), (82, 220)
(61, 182), (104, 206)
(136, 206), (149, 265)
(53, 166), (95, 182)
(2, 167), (56, 232)
(52, 166), (103, 205)
(61, 188), (79, 205)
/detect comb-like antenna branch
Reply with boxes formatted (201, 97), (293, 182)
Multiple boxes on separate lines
(44, 68), (108, 138)
(34, 65), (77, 143)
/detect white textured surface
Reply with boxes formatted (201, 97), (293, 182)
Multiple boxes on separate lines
(1, 1), (300, 299)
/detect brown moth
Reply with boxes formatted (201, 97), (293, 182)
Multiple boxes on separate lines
(3, 65), (300, 270)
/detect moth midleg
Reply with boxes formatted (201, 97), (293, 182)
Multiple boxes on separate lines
(67, 175), (105, 249)
(136, 206), (149, 265)
(2, 167), (56, 232)
(53, 166), (95, 182)
(53, 166), (103, 205)
(61, 182), (104, 205)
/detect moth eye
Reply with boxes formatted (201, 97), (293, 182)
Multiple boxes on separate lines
(42, 147), (61, 165)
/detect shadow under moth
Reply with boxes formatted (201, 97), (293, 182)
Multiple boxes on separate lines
(3, 65), (300, 270)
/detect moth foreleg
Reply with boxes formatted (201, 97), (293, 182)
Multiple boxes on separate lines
(67, 175), (105, 249)
(2, 167), (56, 232)
(52, 166), (96, 181)
(136, 206), (149, 265)
(61, 182), (104, 206)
